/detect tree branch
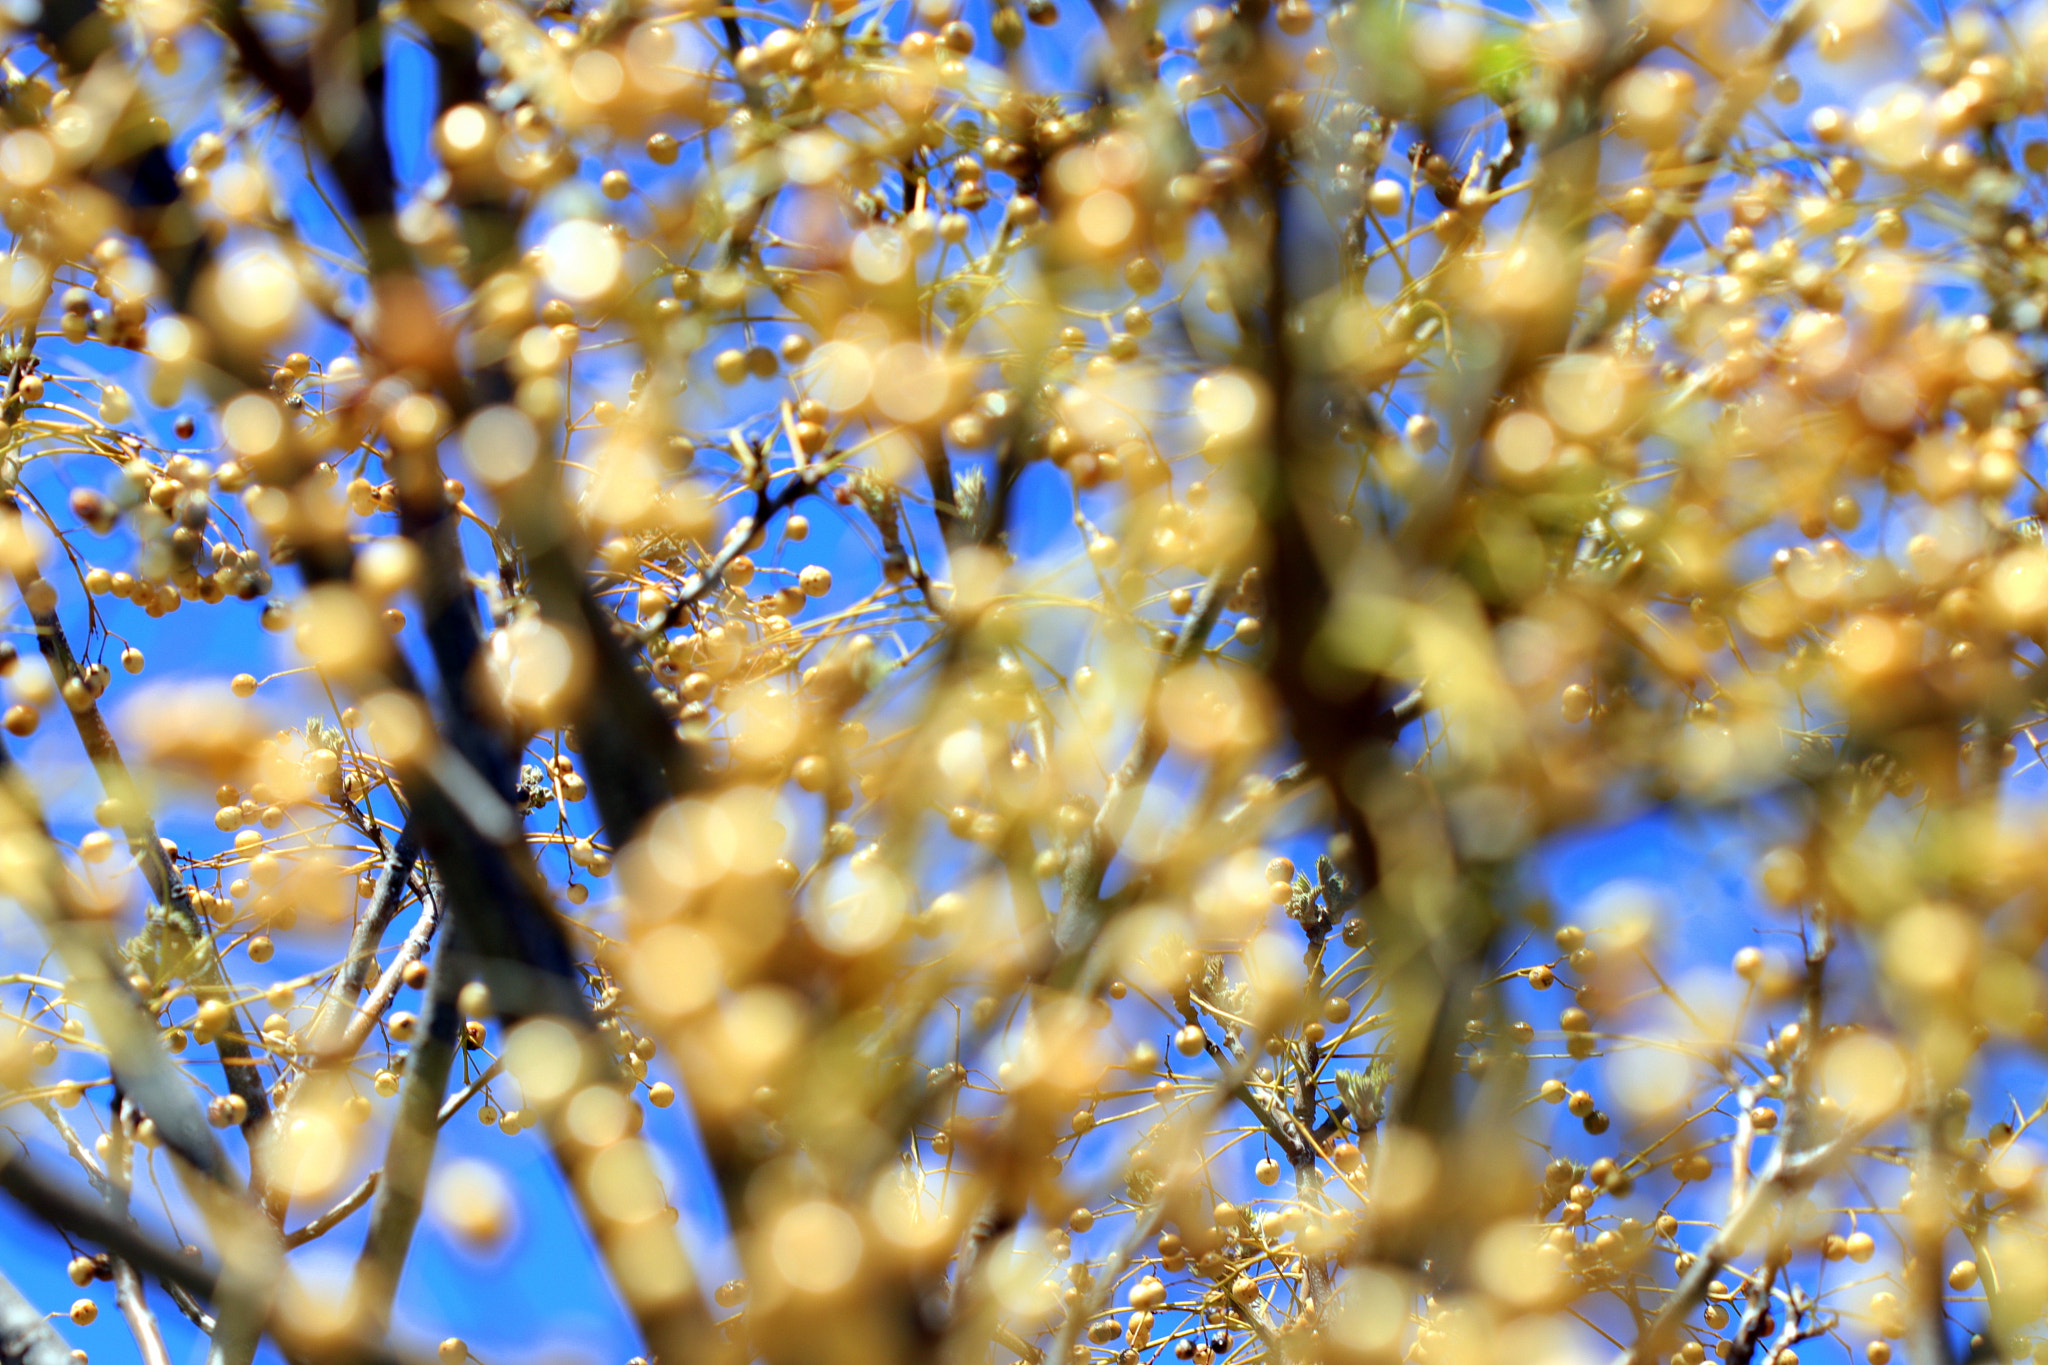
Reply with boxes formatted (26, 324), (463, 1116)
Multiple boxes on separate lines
(5, 547), (275, 1165)
(1567, 0), (1822, 352)
(350, 924), (463, 1331)
(0, 1270), (73, 1365)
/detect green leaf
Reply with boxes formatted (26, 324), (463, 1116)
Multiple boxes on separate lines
(1474, 32), (1531, 105)
(1335, 1058), (1394, 1132)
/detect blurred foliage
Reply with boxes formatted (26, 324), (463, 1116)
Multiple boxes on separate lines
(0, 3), (2044, 1365)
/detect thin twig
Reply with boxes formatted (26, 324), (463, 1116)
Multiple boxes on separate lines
(438, 1057), (506, 1127)
(304, 820), (422, 1055)
(284, 1171), (380, 1249)
(323, 886), (445, 1066)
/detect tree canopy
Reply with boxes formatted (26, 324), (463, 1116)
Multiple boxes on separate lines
(0, 1), (2043, 1365)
